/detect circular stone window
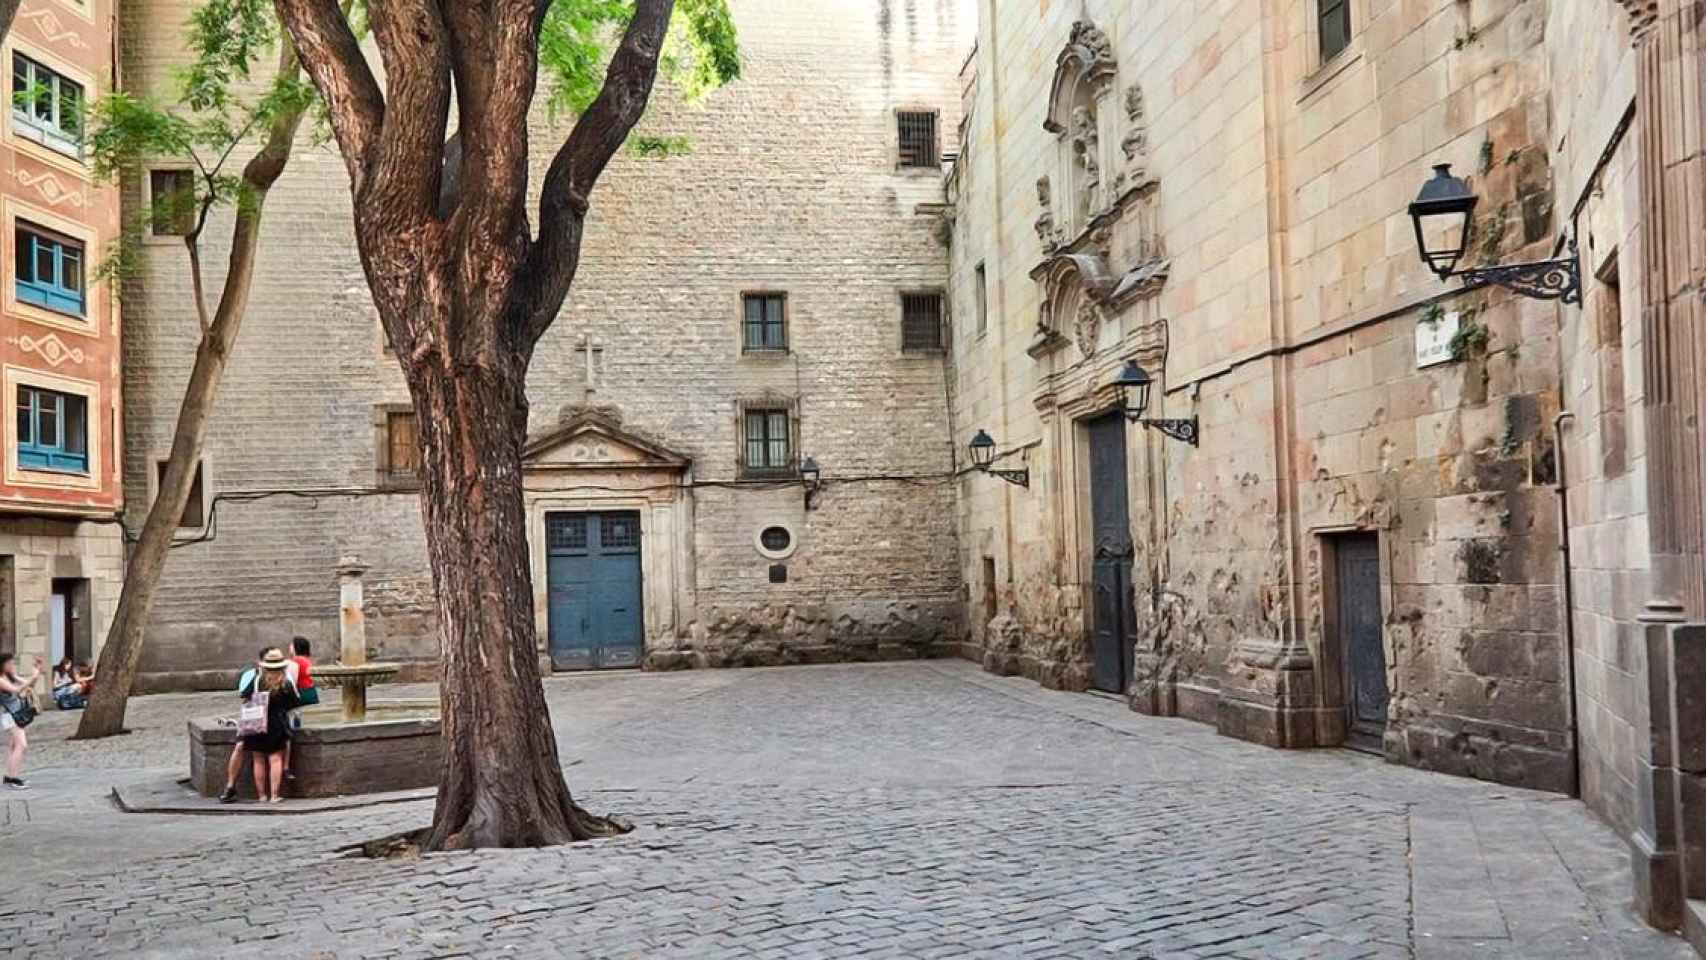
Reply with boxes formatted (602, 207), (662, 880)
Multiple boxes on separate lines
(755, 523), (797, 560)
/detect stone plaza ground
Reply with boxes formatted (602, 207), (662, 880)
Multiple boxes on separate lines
(0, 661), (1692, 959)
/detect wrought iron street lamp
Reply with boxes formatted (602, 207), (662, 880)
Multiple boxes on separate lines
(1113, 360), (1199, 446)
(1408, 163), (1580, 304)
(968, 430), (1029, 488)
(799, 455), (822, 510)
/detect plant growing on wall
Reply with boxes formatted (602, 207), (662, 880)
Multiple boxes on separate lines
(270, 0), (738, 851)
(74, 0), (738, 764)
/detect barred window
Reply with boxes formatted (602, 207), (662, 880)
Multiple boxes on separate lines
(742, 293), (787, 352)
(601, 514), (640, 549)
(743, 409), (792, 475)
(149, 170), (195, 237)
(547, 514), (587, 552)
(901, 293), (945, 352)
(897, 111), (939, 168)
(155, 459), (206, 528)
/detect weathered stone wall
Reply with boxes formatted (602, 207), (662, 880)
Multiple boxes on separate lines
(949, 0), (1578, 792)
(1546, 0), (1647, 843)
(122, 0), (972, 684)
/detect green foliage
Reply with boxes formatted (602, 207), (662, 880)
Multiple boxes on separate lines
(629, 134), (692, 157)
(1449, 319), (1491, 361)
(540, 0), (742, 118)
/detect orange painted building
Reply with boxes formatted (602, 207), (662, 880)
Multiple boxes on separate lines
(0, 0), (123, 686)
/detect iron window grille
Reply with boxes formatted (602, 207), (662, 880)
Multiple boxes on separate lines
(149, 170), (195, 237)
(742, 408), (794, 477)
(1319, 0), (1351, 63)
(901, 293), (946, 352)
(15, 384), (88, 474)
(11, 54), (83, 158)
(742, 293), (787, 352)
(897, 111), (940, 169)
(601, 514), (640, 549)
(15, 222), (86, 317)
(546, 514), (588, 552)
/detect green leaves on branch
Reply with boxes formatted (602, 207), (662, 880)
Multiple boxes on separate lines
(540, 0), (741, 118)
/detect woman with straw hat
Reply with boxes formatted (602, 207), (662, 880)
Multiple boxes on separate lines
(238, 648), (302, 804)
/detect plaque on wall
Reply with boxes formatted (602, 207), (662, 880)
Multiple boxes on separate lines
(1416, 311), (1460, 368)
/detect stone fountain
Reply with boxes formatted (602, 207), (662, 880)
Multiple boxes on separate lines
(312, 557), (404, 721)
(188, 556), (443, 800)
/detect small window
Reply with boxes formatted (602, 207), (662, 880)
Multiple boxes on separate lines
(11, 54), (83, 157)
(901, 293), (945, 352)
(981, 556), (997, 624)
(382, 409), (420, 487)
(742, 408), (793, 476)
(897, 111), (939, 169)
(155, 460), (206, 528)
(546, 514), (588, 553)
(149, 170), (195, 237)
(15, 222), (86, 317)
(16, 385), (88, 474)
(760, 526), (791, 552)
(742, 293), (787, 352)
(974, 263), (988, 336)
(1319, 0), (1351, 63)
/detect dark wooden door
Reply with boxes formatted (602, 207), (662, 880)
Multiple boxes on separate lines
(1336, 533), (1388, 750)
(1087, 414), (1134, 694)
(547, 512), (644, 670)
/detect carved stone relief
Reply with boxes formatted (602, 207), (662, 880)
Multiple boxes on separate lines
(1035, 175), (1062, 252)
(1070, 105), (1101, 224)
(1117, 82), (1149, 193)
(1073, 297), (1103, 360)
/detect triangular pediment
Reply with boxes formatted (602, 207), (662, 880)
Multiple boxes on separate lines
(523, 412), (690, 471)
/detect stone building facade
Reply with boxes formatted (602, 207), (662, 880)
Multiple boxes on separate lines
(120, 0), (971, 689)
(0, 0), (125, 693)
(947, 0), (1704, 948)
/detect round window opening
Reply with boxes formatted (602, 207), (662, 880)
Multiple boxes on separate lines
(754, 523), (798, 560)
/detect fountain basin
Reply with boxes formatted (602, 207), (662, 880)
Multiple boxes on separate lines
(188, 699), (442, 800)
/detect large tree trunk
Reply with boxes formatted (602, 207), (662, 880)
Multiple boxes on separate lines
(409, 345), (625, 849)
(73, 334), (237, 737)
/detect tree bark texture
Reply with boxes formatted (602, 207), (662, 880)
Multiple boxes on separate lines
(0, 0), (21, 49)
(74, 50), (307, 739)
(274, 0), (674, 848)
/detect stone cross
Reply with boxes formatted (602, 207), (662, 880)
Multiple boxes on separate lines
(576, 334), (604, 398)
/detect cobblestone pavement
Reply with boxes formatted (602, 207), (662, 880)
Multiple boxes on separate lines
(0, 661), (1691, 959)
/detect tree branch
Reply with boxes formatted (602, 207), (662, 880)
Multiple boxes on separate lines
(365, 0), (452, 228)
(524, 0), (676, 345)
(272, 0), (382, 188)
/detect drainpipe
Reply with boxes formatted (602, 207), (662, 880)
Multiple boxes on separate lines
(1553, 409), (1581, 799)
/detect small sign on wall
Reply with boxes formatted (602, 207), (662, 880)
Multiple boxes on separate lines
(1416, 311), (1460, 368)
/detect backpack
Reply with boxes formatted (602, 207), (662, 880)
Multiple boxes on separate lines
(237, 687), (270, 737)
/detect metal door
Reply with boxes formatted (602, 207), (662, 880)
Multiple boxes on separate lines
(1087, 414), (1134, 694)
(1336, 533), (1388, 750)
(546, 512), (644, 670)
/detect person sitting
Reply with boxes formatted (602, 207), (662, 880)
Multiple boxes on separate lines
(237, 649), (301, 804)
(282, 637), (318, 783)
(73, 662), (94, 694)
(51, 658), (86, 711)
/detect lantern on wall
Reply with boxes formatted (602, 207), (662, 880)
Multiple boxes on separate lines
(1113, 360), (1198, 446)
(1407, 162), (1580, 304)
(967, 430), (1029, 488)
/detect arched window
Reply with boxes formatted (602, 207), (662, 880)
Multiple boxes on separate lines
(1043, 20), (1118, 242)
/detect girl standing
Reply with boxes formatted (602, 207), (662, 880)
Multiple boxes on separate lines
(238, 649), (301, 803)
(0, 653), (43, 790)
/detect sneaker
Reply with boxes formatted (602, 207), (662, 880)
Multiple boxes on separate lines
(218, 786), (238, 804)
(3, 777), (28, 790)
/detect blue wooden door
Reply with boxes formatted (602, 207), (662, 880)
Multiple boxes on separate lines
(546, 512), (644, 670)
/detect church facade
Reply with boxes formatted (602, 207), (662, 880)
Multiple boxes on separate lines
(119, 0), (972, 688)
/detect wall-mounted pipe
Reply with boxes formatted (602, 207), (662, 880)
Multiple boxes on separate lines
(1554, 409), (1581, 799)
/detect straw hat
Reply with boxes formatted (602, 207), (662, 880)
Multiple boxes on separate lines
(259, 649), (291, 670)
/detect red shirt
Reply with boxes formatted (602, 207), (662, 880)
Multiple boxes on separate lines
(293, 656), (314, 690)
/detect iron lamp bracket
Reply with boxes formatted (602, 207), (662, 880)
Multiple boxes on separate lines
(1455, 240), (1582, 305)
